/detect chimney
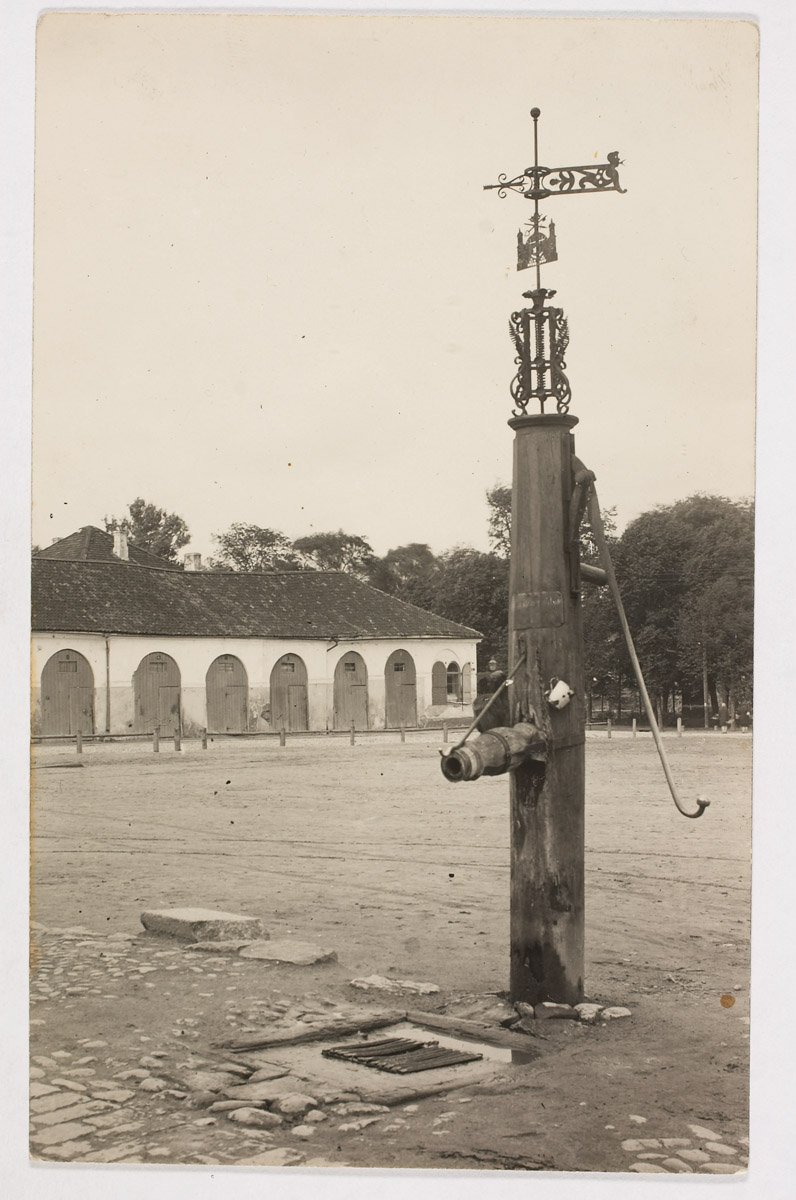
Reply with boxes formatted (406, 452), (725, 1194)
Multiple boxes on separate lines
(112, 526), (129, 561)
(184, 552), (202, 572)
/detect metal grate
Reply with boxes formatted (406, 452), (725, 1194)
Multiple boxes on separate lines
(322, 1036), (482, 1074)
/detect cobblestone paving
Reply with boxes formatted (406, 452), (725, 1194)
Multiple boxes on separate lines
(30, 923), (748, 1172)
(613, 1119), (747, 1174)
(29, 924), (380, 1166)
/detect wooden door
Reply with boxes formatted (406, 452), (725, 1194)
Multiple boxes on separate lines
(133, 652), (181, 734)
(385, 649), (417, 728)
(431, 660), (447, 706)
(287, 684), (309, 731)
(333, 652), (369, 730)
(158, 686), (181, 735)
(40, 649), (94, 736)
(206, 655), (248, 733)
(269, 654), (309, 732)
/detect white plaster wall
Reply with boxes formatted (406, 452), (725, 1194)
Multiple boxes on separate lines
(31, 631), (480, 734)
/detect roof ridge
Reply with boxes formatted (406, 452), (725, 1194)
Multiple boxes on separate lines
(33, 556), (182, 574)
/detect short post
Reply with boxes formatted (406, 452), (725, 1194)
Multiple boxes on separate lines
(279, 725), (286, 747)
(350, 720), (356, 746)
(632, 718), (637, 739)
(201, 728), (208, 750)
(400, 722), (405, 744)
(76, 729), (83, 755)
(607, 717), (612, 739)
(442, 721), (448, 744)
(153, 726), (159, 753)
(173, 729), (181, 752)
(677, 716), (683, 738)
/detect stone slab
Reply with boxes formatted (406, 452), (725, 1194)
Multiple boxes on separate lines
(223, 1077), (308, 1104)
(349, 974), (438, 994)
(186, 940), (258, 953)
(32, 1101), (105, 1127)
(140, 907), (264, 942)
(30, 1120), (96, 1147)
(31, 1092), (83, 1115)
(535, 1002), (577, 1021)
(30, 1082), (59, 1098)
(239, 940), (336, 966)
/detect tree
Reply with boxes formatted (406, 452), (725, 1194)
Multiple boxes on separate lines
(105, 498), (190, 563)
(428, 548), (510, 669)
(675, 497), (754, 721)
(292, 530), (375, 579)
(486, 481), (617, 563)
(486, 484), (512, 559)
(209, 523), (299, 572)
(368, 543), (441, 608)
(614, 495), (753, 725)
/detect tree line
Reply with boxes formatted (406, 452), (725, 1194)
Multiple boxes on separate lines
(104, 490), (753, 724)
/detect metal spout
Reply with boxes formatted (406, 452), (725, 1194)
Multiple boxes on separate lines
(440, 722), (547, 783)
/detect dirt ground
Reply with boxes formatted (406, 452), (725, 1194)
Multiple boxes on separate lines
(29, 729), (752, 1173)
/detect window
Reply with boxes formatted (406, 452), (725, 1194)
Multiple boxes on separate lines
(150, 660), (168, 672)
(58, 660), (77, 673)
(281, 661), (296, 673)
(447, 662), (462, 702)
(394, 662), (406, 673)
(344, 662), (357, 672)
(219, 659), (235, 672)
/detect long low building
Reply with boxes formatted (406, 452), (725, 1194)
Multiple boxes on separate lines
(32, 528), (480, 737)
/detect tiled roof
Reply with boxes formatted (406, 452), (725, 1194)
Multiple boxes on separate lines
(35, 526), (182, 570)
(31, 559), (481, 641)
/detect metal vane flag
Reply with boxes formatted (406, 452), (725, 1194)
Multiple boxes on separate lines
(484, 108), (625, 414)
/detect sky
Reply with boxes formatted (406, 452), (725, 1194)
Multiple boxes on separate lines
(31, 13), (758, 562)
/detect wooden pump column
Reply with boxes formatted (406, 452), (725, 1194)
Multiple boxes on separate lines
(508, 412), (585, 1005)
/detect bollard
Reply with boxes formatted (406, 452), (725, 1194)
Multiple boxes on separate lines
(279, 726), (286, 747)
(350, 720), (356, 746)
(153, 727), (159, 753)
(677, 716), (683, 738)
(607, 717), (612, 739)
(76, 729), (82, 755)
(632, 718), (637, 739)
(442, 721), (448, 744)
(174, 730), (181, 752)
(201, 728), (208, 750)
(400, 723), (405, 744)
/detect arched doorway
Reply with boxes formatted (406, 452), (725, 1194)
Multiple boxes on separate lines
(333, 651), (369, 731)
(384, 649), (417, 728)
(206, 655), (248, 733)
(447, 661), (462, 703)
(133, 652), (181, 735)
(269, 654), (309, 732)
(40, 649), (94, 736)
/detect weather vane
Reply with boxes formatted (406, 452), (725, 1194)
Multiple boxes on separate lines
(484, 108), (625, 415)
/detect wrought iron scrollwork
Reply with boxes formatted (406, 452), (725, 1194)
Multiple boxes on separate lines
(485, 153), (625, 201)
(508, 289), (571, 416)
(483, 109), (625, 417)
